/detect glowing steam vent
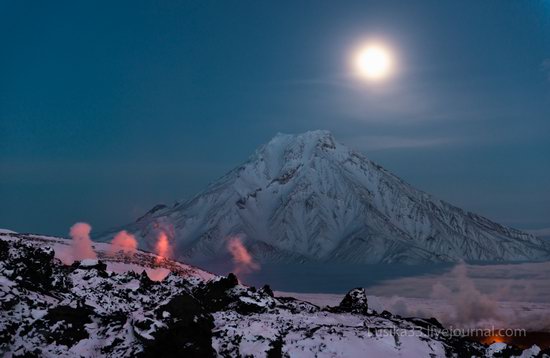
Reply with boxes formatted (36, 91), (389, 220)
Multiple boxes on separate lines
(227, 236), (260, 276)
(155, 231), (172, 263)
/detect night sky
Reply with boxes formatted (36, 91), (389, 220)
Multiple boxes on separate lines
(1, 1), (549, 236)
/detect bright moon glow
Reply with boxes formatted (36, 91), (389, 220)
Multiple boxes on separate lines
(354, 44), (394, 81)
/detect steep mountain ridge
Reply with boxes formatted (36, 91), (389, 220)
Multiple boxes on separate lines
(99, 130), (550, 264)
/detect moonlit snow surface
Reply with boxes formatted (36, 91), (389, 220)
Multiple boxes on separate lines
(1, 231), (548, 356)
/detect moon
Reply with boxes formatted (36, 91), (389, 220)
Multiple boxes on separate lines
(353, 43), (394, 81)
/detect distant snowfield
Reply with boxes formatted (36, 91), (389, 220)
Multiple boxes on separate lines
(276, 291), (550, 330)
(277, 261), (550, 331)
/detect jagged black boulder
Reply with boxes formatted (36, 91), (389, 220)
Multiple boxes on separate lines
(138, 293), (215, 358)
(70, 260), (109, 278)
(326, 288), (369, 315)
(139, 270), (156, 290)
(193, 273), (273, 315)
(39, 304), (93, 347)
(266, 334), (285, 358)
(193, 273), (239, 312)
(8, 242), (55, 292)
(0, 239), (8, 260)
(259, 284), (274, 297)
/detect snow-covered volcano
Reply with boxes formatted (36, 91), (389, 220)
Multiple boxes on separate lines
(99, 130), (550, 264)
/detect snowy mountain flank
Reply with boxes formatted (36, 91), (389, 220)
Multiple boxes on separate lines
(1, 232), (546, 357)
(100, 130), (550, 264)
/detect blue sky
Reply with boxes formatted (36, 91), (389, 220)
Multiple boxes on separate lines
(1, 0), (549, 235)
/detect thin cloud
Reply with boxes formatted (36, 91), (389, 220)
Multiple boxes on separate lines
(348, 135), (457, 151)
(278, 72), (498, 127)
(366, 261), (550, 304)
(280, 73), (358, 90)
(364, 261), (550, 331)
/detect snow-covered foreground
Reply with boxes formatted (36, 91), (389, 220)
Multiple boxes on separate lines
(1, 232), (548, 357)
(212, 307), (447, 357)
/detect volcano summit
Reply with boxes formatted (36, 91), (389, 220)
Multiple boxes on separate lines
(98, 130), (550, 264)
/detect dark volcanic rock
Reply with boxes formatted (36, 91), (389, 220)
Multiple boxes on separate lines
(327, 288), (369, 315)
(71, 260), (109, 278)
(40, 304), (93, 347)
(443, 336), (486, 358)
(0, 239), (8, 260)
(11, 242), (55, 292)
(406, 317), (445, 331)
(138, 293), (215, 358)
(234, 299), (267, 315)
(139, 270), (156, 290)
(277, 296), (320, 314)
(194, 273), (239, 312)
(259, 284), (274, 297)
(193, 273), (275, 315)
(266, 334), (285, 358)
